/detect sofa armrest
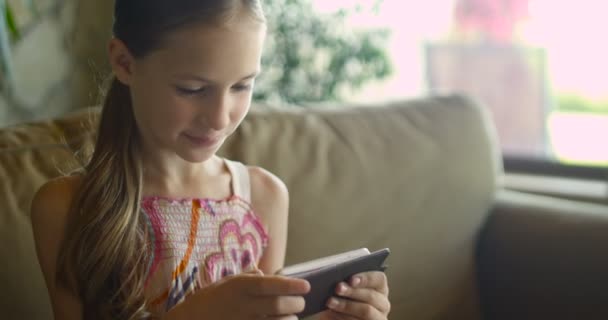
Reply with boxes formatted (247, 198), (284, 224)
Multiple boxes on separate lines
(477, 189), (608, 320)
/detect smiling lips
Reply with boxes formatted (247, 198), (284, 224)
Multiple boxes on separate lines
(183, 133), (222, 148)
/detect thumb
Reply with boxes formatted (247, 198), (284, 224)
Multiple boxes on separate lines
(244, 267), (264, 276)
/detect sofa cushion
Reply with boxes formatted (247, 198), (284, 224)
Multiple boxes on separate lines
(478, 189), (608, 319)
(222, 96), (501, 319)
(0, 95), (500, 319)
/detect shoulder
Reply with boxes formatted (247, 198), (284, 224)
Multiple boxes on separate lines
(31, 175), (82, 226)
(31, 175), (83, 260)
(247, 166), (289, 211)
(247, 166), (289, 217)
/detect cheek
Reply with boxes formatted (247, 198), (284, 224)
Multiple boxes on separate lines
(230, 95), (252, 126)
(131, 87), (194, 133)
(158, 100), (199, 137)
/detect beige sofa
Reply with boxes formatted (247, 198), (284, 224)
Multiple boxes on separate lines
(1, 95), (608, 319)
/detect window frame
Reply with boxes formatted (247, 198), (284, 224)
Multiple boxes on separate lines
(504, 155), (608, 182)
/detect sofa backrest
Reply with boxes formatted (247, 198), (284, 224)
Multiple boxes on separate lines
(0, 95), (501, 319)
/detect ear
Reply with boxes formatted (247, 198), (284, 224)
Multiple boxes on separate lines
(109, 38), (136, 85)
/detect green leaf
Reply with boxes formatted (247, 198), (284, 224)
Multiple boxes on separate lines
(0, 0), (15, 93)
(5, 4), (20, 40)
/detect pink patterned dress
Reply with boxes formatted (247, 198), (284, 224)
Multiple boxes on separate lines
(140, 159), (269, 315)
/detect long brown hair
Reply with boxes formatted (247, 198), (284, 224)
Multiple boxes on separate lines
(57, 1), (265, 319)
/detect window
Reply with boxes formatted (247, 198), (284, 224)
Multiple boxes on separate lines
(312, 0), (608, 175)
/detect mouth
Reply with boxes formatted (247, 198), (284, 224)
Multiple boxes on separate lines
(183, 133), (222, 148)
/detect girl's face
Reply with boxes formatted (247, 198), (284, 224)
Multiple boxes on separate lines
(113, 17), (266, 163)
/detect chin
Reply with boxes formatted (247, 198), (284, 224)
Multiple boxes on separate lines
(178, 150), (217, 163)
(172, 134), (226, 163)
(176, 143), (224, 163)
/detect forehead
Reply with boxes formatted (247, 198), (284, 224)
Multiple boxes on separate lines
(142, 20), (266, 80)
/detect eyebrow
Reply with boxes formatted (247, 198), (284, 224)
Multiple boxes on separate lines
(176, 71), (260, 83)
(239, 71), (260, 81)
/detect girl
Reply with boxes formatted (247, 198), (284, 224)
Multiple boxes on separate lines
(30, 0), (391, 319)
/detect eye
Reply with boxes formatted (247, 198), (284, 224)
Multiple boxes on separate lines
(231, 83), (252, 92)
(176, 86), (207, 96)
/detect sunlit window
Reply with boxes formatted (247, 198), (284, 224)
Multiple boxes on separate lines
(312, 0), (608, 167)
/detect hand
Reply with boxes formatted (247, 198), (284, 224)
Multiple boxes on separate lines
(318, 271), (390, 320)
(178, 269), (311, 320)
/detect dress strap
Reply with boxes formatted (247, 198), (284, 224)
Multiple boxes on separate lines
(223, 159), (251, 202)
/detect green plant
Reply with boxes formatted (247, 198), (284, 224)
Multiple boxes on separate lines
(0, 0), (36, 96)
(556, 94), (608, 114)
(255, 0), (392, 104)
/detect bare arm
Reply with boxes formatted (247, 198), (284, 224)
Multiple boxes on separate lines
(247, 166), (290, 275)
(30, 177), (84, 320)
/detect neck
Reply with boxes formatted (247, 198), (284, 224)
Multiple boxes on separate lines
(140, 150), (225, 197)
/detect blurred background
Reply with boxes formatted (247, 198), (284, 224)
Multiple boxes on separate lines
(0, 0), (606, 170)
(304, 0), (607, 169)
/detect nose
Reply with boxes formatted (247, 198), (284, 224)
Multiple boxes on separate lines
(200, 90), (231, 131)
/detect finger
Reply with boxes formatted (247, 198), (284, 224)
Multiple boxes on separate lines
(335, 282), (390, 314)
(327, 297), (385, 320)
(246, 276), (311, 296)
(251, 295), (306, 316)
(245, 267), (264, 275)
(350, 272), (389, 295)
